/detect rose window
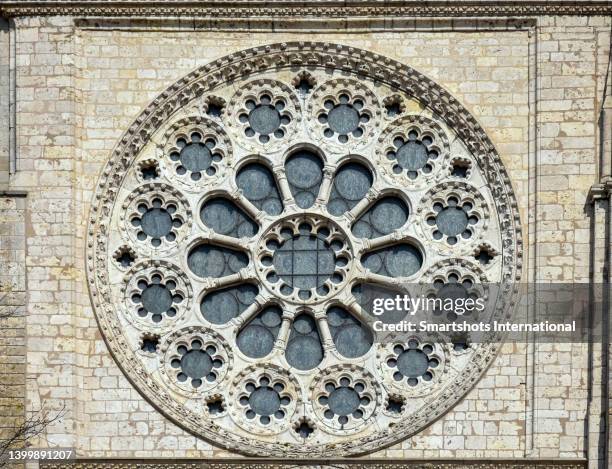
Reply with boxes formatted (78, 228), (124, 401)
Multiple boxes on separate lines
(89, 43), (521, 456)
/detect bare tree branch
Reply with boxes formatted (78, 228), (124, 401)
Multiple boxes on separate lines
(0, 284), (65, 467)
(0, 405), (67, 467)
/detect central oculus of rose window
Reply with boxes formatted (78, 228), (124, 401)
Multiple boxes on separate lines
(273, 233), (336, 288)
(258, 216), (352, 303)
(88, 42), (521, 457)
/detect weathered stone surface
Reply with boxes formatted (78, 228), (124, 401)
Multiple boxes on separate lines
(0, 3), (609, 467)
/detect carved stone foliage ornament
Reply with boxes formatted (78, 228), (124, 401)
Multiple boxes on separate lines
(87, 42), (522, 457)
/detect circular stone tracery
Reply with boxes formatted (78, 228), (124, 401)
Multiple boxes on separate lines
(174, 342), (219, 386)
(419, 181), (488, 248)
(309, 78), (380, 147)
(258, 217), (353, 302)
(124, 261), (191, 329)
(129, 197), (185, 247)
(89, 42), (521, 457)
(162, 118), (231, 190)
(172, 133), (221, 178)
(311, 366), (380, 434)
(228, 79), (299, 150)
(230, 366), (300, 434)
(160, 327), (231, 395)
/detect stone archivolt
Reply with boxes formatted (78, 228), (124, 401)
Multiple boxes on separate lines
(86, 42), (522, 457)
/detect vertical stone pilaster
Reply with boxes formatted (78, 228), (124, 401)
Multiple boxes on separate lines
(586, 191), (608, 469)
(0, 18), (9, 188)
(9, 15), (78, 450)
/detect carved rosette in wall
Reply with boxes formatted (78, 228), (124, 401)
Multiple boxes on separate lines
(87, 42), (522, 457)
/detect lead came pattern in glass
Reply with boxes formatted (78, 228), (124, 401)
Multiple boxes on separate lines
(258, 217), (352, 303)
(361, 244), (423, 278)
(99, 59), (511, 454)
(273, 232), (335, 290)
(187, 244), (248, 278)
(327, 307), (373, 359)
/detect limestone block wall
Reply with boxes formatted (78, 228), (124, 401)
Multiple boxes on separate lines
(71, 24), (532, 459)
(0, 194), (26, 449)
(0, 9), (609, 465)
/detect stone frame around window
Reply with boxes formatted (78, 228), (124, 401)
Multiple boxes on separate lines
(86, 42), (523, 457)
